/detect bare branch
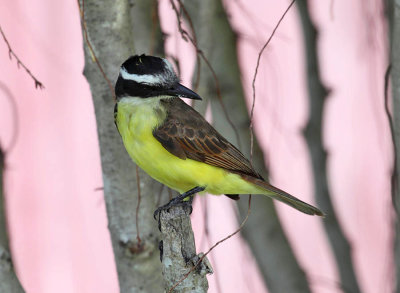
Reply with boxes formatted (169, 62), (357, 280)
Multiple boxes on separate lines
(170, 0), (201, 91)
(158, 203), (211, 293)
(250, 0), (296, 160)
(0, 25), (44, 89)
(168, 196), (252, 293)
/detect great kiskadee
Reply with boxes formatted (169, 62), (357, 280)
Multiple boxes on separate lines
(114, 54), (323, 217)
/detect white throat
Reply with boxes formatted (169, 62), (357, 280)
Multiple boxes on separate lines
(118, 96), (172, 107)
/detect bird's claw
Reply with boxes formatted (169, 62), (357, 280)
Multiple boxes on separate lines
(153, 197), (193, 231)
(153, 186), (205, 230)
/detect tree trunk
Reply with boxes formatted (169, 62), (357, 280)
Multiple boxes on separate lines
(0, 147), (25, 292)
(184, 1), (312, 292)
(391, 1), (400, 291)
(297, 1), (361, 292)
(128, 0), (164, 56)
(80, 0), (166, 291)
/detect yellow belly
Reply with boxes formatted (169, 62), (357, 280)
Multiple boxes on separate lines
(115, 98), (262, 195)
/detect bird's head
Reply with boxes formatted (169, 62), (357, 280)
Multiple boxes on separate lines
(115, 54), (201, 101)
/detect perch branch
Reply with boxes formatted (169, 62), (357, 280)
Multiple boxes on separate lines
(158, 203), (212, 293)
(167, 196), (252, 293)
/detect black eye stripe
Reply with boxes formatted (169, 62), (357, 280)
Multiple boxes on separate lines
(115, 78), (166, 98)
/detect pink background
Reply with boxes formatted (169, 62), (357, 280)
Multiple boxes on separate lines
(0, 0), (393, 292)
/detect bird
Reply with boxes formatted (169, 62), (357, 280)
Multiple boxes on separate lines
(114, 54), (324, 217)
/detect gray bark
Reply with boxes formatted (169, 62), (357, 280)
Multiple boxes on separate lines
(297, 1), (361, 293)
(80, 1), (166, 291)
(184, 1), (312, 292)
(0, 147), (25, 292)
(158, 204), (211, 293)
(128, 0), (164, 56)
(391, 1), (400, 291)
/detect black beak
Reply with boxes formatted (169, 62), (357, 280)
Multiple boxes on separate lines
(165, 83), (202, 100)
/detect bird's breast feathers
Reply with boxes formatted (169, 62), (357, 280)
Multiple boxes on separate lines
(115, 97), (259, 195)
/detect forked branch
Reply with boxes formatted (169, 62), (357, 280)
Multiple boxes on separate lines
(0, 25), (44, 89)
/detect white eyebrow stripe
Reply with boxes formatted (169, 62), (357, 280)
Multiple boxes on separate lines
(120, 67), (165, 85)
(163, 59), (174, 74)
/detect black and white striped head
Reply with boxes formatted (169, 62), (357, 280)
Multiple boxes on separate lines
(115, 55), (201, 101)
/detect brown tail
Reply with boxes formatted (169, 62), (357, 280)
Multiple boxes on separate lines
(241, 175), (325, 217)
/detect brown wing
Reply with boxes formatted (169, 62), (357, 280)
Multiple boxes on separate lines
(153, 98), (262, 179)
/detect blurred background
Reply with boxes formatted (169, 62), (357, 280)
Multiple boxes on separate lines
(0, 0), (395, 292)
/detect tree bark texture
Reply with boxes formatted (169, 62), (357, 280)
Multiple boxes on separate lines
(80, 1), (167, 291)
(0, 148), (25, 292)
(297, 1), (361, 293)
(391, 1), (400, 292)
(159, 204), (211, 293)
(184, 1), (312, 292)
(128, 0), (164, 56)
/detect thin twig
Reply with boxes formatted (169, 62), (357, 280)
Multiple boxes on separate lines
(0, 25), (44, 89)
(204, 201), (222, 293)
(170, 0), (242, 148)
(199, 197), (209, 250)
(177, 1), (201, 92)
(135, 165), (142, 246)
(150, 0), (158, 55)
(167, 195), (252, 293)
(249, 0), (296, 160)
(77, 0), (115, 101)
(198, 197), (222, 293)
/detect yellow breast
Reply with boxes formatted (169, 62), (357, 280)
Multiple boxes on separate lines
(115, 97), (260, 195)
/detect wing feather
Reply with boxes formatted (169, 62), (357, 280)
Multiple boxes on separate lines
(153, 98), (262, 179)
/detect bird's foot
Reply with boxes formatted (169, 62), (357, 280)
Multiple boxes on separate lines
(153, 196), (193, 220)
(153, 186), (205, 229)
